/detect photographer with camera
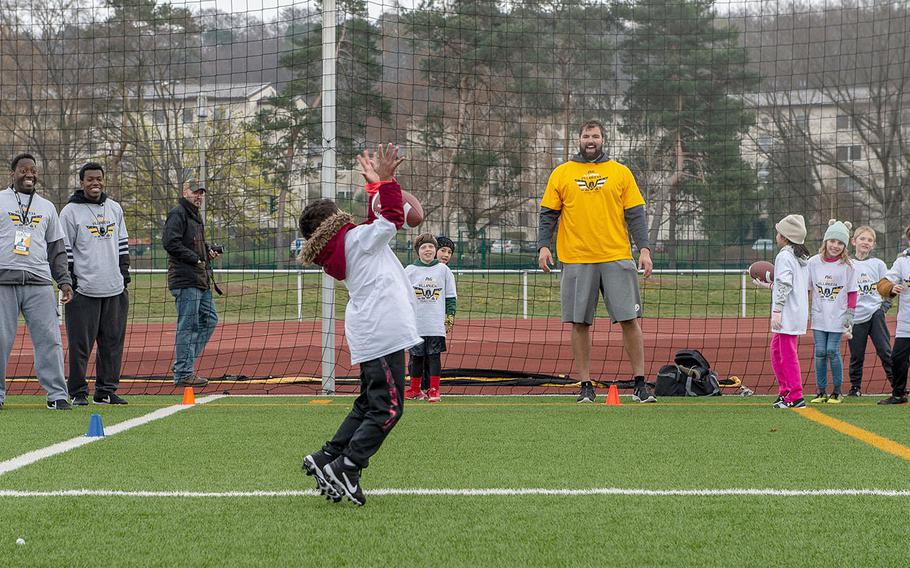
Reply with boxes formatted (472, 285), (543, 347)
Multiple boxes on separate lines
(60, 162), (131, 405)
(163, 181), (221, 388)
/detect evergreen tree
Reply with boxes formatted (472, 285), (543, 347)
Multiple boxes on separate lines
(621, 0), (760, 257)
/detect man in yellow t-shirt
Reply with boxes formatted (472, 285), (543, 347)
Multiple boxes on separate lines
(537, 120), (655, 404)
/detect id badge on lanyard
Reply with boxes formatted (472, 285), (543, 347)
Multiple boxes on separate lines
(13, 229), (31, 255)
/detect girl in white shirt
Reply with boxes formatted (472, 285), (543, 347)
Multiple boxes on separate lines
(755, 214), (811, 409)
(846, 226), (893, 396)
(807, 220), (857, 404)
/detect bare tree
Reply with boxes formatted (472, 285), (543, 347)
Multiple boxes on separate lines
(0, 0), (97, 205)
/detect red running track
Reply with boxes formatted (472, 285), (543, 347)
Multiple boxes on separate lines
(3, 317), (894, 396)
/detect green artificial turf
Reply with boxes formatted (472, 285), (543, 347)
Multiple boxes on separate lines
(2, 395), (909, 567)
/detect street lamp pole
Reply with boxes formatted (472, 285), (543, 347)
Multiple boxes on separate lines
(197, 93), (208, 220)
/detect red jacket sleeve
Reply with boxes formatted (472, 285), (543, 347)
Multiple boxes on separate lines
(365, 180), (404, 230)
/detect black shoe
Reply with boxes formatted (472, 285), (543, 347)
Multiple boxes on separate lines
(632, 383), (657, 403)
(93, 393), (128, 405)
(576, 382), (596, 403)
(72, 395), (89, 406)
(324, 457), (366, 506)
(303, 450), (341, 503)
(47, 399), (72, 410)
(878, 395), (908, 405)
(787, 398), (807, 408)
(0, 401), (4, 410)
(848, 387), (862, 397)
(773, 395), (784, 407)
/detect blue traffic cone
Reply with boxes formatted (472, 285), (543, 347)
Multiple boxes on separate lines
(86, 413), (105, 437)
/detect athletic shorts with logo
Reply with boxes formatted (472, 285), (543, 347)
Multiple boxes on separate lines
(560, 260), (642, 324)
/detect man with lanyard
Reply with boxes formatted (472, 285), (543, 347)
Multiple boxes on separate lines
(60, 162), (131, 405)
(537, 120), (655, 404)
(0, 153), (74, 411)
(163, 181), (221, 388)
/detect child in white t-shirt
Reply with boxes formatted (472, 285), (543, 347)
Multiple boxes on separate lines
(754, 214), (811, 409)
(404, 233), (457, 403)
(846, 226), (893, 396)
(300, 144), (421, 506)
(807, 220), (858, 404)
(877, 225), (910, 405)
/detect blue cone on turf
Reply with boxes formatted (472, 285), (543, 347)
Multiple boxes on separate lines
(86, 413), (105, 437)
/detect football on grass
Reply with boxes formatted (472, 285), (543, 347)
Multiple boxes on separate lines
(749, 260), (774, 283)
(371, 190), (423, 228)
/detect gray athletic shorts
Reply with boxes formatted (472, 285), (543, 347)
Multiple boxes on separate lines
(560, 260), (643, 325)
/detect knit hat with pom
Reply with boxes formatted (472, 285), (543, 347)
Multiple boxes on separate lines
(823, 219), (852, 245)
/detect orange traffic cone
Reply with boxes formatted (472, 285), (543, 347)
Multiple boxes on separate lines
(182, 387), (196, 405)
(605, 384), (621, 406)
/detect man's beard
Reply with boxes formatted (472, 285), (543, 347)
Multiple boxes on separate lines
(578, 143), (603, 159)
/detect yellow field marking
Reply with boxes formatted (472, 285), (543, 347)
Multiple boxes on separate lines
(797, 407), (910, 462)
(308, 399), (332, 405)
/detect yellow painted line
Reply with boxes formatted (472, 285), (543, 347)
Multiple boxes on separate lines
(797, 407), (910, 462)
(308, 399), (332, 405)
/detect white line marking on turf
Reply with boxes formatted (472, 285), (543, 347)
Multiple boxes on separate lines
(2, 488), (910, 498)
(0, 395), (226, 477)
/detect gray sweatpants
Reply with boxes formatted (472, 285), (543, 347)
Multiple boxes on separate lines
(0, 285), (68, 404)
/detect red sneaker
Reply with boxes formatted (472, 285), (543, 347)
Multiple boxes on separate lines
(404, 388), (423, 400)
(427, 387), (441, 402)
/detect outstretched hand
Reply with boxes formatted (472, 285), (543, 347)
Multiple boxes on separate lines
(357, 144), (405, 184)
(752, 277), (772, 290)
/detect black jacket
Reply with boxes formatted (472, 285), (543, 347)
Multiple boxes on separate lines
(163, 198), (209, 290)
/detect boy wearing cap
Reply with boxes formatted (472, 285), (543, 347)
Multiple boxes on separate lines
(404, 233), (457, 402)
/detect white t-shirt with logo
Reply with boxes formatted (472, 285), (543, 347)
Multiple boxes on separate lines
(341, 217), (422, 364)
(404, 261), (457, 337)
(852, 257), (887, 324)
(884, 256), (910, 338)
(808, 255), (858, 333)
(772, 247), (809, 335)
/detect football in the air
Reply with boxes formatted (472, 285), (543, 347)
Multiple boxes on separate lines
(749, 260), (774, 283)
(371, 190), (423, 228)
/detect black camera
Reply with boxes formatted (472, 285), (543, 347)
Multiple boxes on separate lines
(210, 244), (225, 254)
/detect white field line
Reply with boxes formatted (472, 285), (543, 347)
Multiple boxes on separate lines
(2, 488), (910, 498)
(0, 395), (226, 477)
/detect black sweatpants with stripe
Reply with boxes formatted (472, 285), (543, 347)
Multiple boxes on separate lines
(65, 291), (129, 398)
(323, 350), (405, 469)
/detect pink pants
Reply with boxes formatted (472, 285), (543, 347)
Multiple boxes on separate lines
(770, 333), (803, 402)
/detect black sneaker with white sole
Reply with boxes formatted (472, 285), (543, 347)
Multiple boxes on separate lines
(632, 383), (657, 403)
(93, 393), (128, 405)
(324, 456), (366, 506)
(302, 450), (341, 503)
(72, 395), (89, 406)
(576, 382), (596, 403)
(47, 399), (72, 410)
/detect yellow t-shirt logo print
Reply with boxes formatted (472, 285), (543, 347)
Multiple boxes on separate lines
(575, 172), (607, 192)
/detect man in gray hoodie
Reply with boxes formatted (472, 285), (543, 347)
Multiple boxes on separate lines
(0, 153), (74, 411)
(60, 162), (130, 406)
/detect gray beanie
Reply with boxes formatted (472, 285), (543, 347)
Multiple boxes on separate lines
(823, 219), (852, 245)
(775, 214), (807, 245)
